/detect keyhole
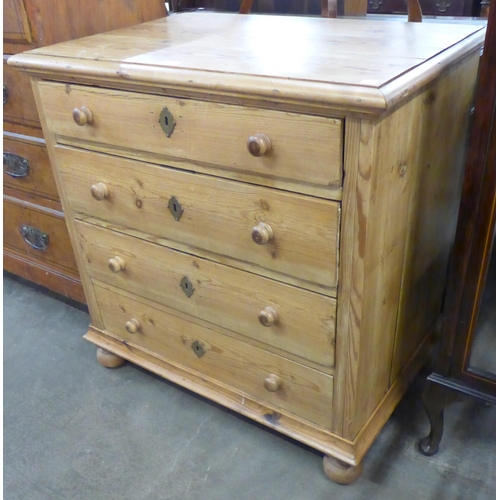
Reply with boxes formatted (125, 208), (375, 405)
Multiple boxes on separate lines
(185, 282), (188, 289)
(168, 196), (182, 221)
(165, 116), (169, 126)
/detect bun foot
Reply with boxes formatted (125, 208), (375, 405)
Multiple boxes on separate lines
(96, 347), (125, 368)
(323, 455), (363, 485)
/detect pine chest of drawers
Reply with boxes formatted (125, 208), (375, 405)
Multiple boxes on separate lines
(9, 13), (485, 483)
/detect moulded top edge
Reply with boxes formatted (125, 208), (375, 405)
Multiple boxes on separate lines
(8, 13), (486, 116)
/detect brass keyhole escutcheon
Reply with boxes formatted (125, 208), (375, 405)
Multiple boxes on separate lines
(180, 276), (195, 298)
(191, 341), (205, 358)
(159, 107), (176, 137)
(168, 196), (183, 221)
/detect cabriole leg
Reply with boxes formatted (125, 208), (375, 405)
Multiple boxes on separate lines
(418, 379), (462, 456)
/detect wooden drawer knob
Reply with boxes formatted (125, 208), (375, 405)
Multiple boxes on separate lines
(125, 318), (141, 334)
(90, 182), (109, 201)
(252, 222), (274, 245)
(247, 133), (272, 157)
(264, 374), (282, 392)
(108, 256), (125, 273)
(73, 106), (93, 126)
(259, 306), (279, 327)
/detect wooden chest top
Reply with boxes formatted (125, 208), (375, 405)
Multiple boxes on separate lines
(9, 13), (485, 116)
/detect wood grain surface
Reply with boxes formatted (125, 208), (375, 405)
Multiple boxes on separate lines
(3, 195), (78, 273)
(3, 55), (40, 128)
(3, 133), (58, 200)
(4, 0), (166, 53)
(4, 0), (32, 44)
(76, 221), (337, 372)
(94, 281), (335, 428)
(55, 146), (341, 293)
(332, 53), (479, 440)
(8, 14), (485, 117)
(85, 324), (358, 464)
(24, 14), (482, 87)
(4, 247), (85, 302)
(38, 82), (344, 196)
(30, 77), (102, 324)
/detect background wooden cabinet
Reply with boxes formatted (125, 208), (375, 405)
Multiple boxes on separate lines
(173, 0), (486, 17)
(419, 2), (495, 456)
(3, 0), (167, 303)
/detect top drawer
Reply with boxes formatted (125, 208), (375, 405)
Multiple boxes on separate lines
(3, 57), (40, 128)
(37, 82), (343, 199)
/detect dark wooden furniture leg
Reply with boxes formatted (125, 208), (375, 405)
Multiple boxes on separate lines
(418, 378), (463, 456)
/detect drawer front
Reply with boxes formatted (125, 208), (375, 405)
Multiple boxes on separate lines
(94, 282), (334, 428)
(367, 0), (407, 13)
(3, 197), (78, 273)
(56, 147), (340, 293)
(3, 135), (59, 200)
(368, 0), (465, 14)
(3, 57), (40, 127)
(4, 0), (33, 44)
(38, 81), (343, 197)
(77, 221), (336, 372)
(420, 0), (466, 15)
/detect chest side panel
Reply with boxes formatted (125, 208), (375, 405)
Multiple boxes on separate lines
(333, 50), (481, 441)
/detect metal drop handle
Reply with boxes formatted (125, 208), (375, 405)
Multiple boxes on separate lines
(20, 225), (49, 250)
(4, 152), (30, 178)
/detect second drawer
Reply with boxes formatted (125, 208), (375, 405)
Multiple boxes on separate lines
(3, 134), (59, 200)
(77, 221), (336, 372)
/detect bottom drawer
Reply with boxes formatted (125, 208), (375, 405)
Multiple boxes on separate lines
(94, 281), (334, 429)
(3, 196), (78, 273)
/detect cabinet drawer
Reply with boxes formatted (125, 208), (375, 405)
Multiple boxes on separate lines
(3, 57), (40, 128)
(3, 196), (78, 273)
(4, 0), (33, 44)
(77, 221), (336, 372)
(3, 135), (59, 200)
(56, 146), (340, 294)
(38, 81), (343, 198)
(94, 282), (334, 428)
(420, 0), (466, 15)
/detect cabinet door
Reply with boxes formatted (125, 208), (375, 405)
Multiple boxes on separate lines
(3, 0), (32, 44)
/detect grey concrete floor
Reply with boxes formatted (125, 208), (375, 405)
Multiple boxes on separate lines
(4, 276), (496, 500)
